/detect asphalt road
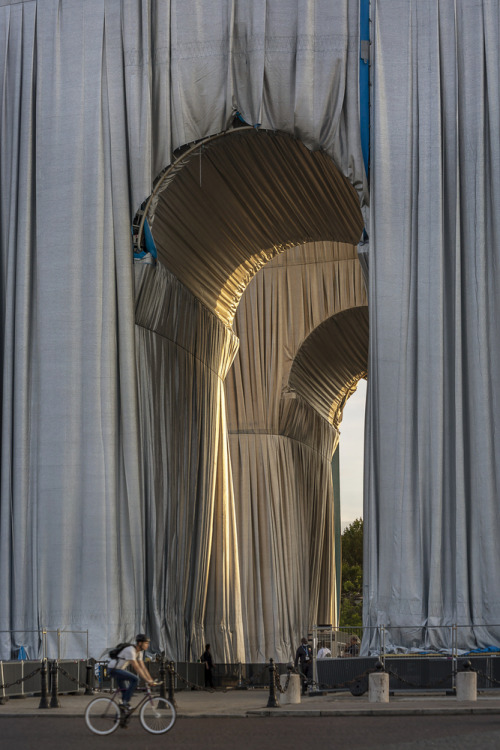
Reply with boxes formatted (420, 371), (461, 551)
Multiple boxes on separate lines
(2, 714), (500, 750)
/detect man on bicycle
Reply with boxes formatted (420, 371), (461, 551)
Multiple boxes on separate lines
(107, 634), (155, 710)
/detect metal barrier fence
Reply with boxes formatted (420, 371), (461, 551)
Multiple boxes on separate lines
(0, 660), (91, 702)
(0, 629), (89, 661)
(311, 624), (500, 693)
(3, 654), (500, 702)
(312, 624), (500, 659)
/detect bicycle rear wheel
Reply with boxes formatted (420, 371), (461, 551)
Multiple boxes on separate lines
(85, 697), (120, 735)
(139, 696), (176, 734)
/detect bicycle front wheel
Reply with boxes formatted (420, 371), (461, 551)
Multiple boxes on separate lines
(139, 696), (176, 734)
(85, 697), (120, 735)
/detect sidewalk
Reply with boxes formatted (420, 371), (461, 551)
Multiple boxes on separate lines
(1, 688), (500, 718)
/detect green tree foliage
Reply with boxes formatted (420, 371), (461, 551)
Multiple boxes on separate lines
(339, 518), (363, 627)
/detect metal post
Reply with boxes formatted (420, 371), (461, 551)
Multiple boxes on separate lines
(0, 661), (6, 705)
(57, 629), (61, 661)
(84, 659), (94, 695)
(86, 630), (89, 661)
(380, 625), (386, 667)
(49, 660), (61, 708)
(452, 625), (457, 692)
(38, 659), (49, 709)
(159, 655), (167, 700)
(266, 658), (279, 708)
(42, 628), (47, 661)
(167, 661), (177, 710)
(312, 624), (318, 690)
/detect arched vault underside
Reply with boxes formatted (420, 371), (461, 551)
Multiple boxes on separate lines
(134, 129), (367, 660)
(145, 129), (363, 326)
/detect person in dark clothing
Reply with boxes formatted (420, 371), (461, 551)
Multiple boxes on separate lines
(294, 637), (313, 694)
(201, 643), (215, 688)
(344, 635), (361, 656)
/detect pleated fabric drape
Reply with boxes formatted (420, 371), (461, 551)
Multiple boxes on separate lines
(365, 0), (500, 651)
(134, 262), (244, 660)
(225, 242), (367, 661)
(0, 1), (148, 660)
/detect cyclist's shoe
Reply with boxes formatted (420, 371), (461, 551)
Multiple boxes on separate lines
(119, 704), (131, 727)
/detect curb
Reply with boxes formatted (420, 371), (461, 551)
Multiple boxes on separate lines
(1, 707), (500, 719)
(247, 707), (500, 717)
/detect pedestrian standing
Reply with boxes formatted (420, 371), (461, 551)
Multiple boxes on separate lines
(294, 637), (313, 694)
(201, 643), (215, 688)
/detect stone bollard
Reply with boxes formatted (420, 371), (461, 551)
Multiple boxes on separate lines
(369, 663), (389, 703)
(279, 673), (301, 705)
(456, 664), (477, 701)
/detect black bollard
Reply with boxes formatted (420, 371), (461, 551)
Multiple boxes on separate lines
(49, 660), (61, 708)
(38, 659), (49, 709)
(266, 658), (279, 708)
(159, 655), (167, 700)
(167, 661), (177, 710)
(85, 659), (94, 695)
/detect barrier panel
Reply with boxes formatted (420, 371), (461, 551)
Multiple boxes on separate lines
(173, 661), (205, 689)
(0, 629), (88, 661)
(0, 660), (90, 700)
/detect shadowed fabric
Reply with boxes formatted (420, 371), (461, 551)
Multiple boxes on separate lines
(365, 0), (500, 652)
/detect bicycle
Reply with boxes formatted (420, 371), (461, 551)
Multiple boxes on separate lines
(85, 683), (176, 735)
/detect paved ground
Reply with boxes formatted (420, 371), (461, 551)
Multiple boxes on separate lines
(1, 690), (500, 749)
(1, 687), (500, 717)
(2, 714), (500, 749)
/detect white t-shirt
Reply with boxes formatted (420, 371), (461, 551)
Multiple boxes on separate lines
(317, 647), (332, 659)
(108, 645), (144, 671)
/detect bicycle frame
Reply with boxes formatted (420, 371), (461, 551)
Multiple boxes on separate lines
(112, 684), (157, 721)
(85, 682), (176, 735)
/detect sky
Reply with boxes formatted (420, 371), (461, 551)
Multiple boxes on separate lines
(338, 378), (366, 531)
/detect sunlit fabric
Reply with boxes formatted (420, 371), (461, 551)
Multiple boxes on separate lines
(364, 0), (500, 652)
(225, 242), (367, 660)
(134, 262), (244, 660)
(0, 1), (366, 660)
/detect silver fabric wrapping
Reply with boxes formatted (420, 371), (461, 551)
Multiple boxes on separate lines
(365, 0), (500, 652)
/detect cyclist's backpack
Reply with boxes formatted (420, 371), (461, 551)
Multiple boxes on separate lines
(109, 642), (132, 660)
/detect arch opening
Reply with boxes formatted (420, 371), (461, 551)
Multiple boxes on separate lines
(133, 130), (368, 661)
